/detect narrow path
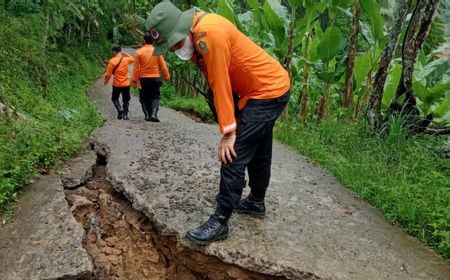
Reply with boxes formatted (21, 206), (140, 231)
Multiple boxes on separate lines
(0, 50), (449, 280)
(87, 50), (450, 280)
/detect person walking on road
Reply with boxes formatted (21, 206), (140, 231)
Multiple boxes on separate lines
(104, 45), (135, 120)
(146, 2), (290, 244)
(132, 33), (171, 122)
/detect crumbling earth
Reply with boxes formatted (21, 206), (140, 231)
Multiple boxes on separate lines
(65, 159), (289, 280)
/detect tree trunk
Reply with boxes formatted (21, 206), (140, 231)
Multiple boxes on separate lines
(282, 7), (297, 119)
(390, 0), (440, 121)
(342, 2), (361, 110)
(355, 72), (373, 119)
(300, 32), (311, 125)
(425, 126), (450, 135)
(87, 20), (91, 48)
(285, 7), (296, 78)
(366, 0), (410, 127)
(317, 83), (330, 122)
(317, 96), (325, 123)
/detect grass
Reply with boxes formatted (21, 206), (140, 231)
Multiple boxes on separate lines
(160, 86), (450, 260)
(274, 119), (450, 259)
(160, 84), (213, 121)
(0, 11), (105, 215)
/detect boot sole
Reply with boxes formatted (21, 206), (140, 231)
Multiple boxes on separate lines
(234, 209), (265, 219)
(185, 232), (228, 245)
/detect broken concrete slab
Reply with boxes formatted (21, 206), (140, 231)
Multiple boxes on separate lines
(88, 74), (450, 280)
(0, 152), (95, 280)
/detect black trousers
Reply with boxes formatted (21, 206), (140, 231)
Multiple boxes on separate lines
(139, 78), (162, 114)
(216, 91), (290, 209)
(112, 86), (131, 113)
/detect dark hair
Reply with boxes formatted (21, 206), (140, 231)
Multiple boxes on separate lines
(143, 32), (153, 44)
(112, 45), (121, 52)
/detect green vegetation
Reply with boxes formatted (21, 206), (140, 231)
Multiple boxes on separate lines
(274, 120), (450, 259)
(1, 0), (449, 261)
(0, 0), (163, 214)
(0, 9), (104, 213)
(161, 84), (212, 121)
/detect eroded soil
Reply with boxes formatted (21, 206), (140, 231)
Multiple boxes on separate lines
(64, 160), (289, 280)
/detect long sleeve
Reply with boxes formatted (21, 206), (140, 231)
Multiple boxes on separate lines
(126, 56), (135, 64)
(132, 54), (140, 83)
(104, 60), (113, 85)
(158, 56), (171, 81)
(195, 27), (235, 134)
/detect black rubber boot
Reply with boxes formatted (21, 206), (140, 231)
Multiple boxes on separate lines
(235, 196), (266, 219)
(150, 108), (160, 122)
(123, 112), (129, 120)
(141, 103), (150, 121)
(186, 207), (231, 245)
(117, 110), (123, 120)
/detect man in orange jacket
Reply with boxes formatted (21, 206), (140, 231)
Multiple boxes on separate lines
(132, 33), (171, 122)
(104, 45), (135, 120)
(147, 2), (290, 244)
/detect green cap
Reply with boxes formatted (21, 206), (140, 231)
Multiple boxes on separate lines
(146, 1), (195, 56)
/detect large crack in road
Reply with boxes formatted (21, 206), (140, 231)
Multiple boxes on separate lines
(1, 50), (449, 280)
(63, 150), (293, 280)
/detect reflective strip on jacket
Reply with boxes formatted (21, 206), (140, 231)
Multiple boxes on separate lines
(191, 12), (290, 134)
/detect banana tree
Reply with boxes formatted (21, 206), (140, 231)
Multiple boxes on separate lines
(378, 55), (450, 128)
(412, 57), (450, 126)
(313, 25), (345, 121)
(391, 0), (441, 127)
(342, 0), (361, 110)
(352, 0), (385, 118)
(366, 0), (410, 126)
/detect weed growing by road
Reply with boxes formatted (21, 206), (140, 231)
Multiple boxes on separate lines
(274, 119), (450, 259)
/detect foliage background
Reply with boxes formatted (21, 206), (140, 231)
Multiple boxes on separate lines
(0, 0), (449, 261)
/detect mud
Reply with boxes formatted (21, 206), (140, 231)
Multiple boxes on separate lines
(64, 156), (292, 280)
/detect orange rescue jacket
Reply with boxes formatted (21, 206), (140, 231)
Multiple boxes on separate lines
(191, 13), (290, 134)
(132, 44), (170, 84)
(104, 53), (135, 87)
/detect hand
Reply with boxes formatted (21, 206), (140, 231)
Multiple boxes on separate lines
(218, 133), (236, 164)
(132, 81), (137, 89)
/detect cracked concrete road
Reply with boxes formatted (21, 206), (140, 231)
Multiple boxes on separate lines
(0, 152), (95, 280)
(1, 51), (449, 280)
(87, 52), (450, 280)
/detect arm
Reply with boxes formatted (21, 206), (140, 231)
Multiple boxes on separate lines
(132, 54), (140, 88)
(195, 27), (237, 164)
(104, 60), (113, 85)
(196, 28), (235, 135)
(158, 56), (171, 81)
(126, 55), (135, 64)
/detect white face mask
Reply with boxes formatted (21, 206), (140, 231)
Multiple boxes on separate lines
(174, 35), (194, 60)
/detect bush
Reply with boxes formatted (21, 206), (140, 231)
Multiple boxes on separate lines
(0, 9), (104, 213)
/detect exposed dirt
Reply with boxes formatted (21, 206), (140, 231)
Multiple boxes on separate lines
(179, 109), (214, 124)
(64, 158), (289, 280)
